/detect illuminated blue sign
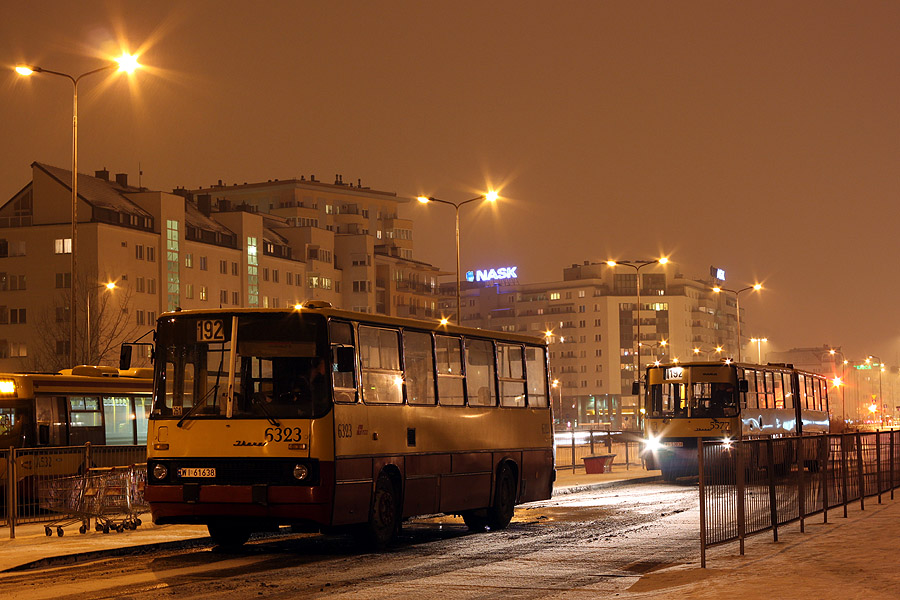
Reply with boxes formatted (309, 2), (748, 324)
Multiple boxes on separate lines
(466, 266), (518, 283)
(710, 266), (726, 281)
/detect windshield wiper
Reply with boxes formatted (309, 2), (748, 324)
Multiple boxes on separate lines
(251, 394), (281, 427)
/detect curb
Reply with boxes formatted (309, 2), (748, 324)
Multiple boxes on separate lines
(551, 475), (661, 496)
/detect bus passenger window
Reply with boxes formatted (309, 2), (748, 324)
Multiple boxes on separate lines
(465, 338), (496, 407)
(358, 326), (403, 404)
(330, 321), (356, 403)
(404, 330), (436, 405)
(103, 396), (135, 445)
(745, 370), (758, 409)
(70, 396), (102, 427)
(773, 374), (785, 409)
(498, 343), (526, 407)
(798, 374), (807, 409)
(524, 346), (549, 407)
(435, 335), (465, 406)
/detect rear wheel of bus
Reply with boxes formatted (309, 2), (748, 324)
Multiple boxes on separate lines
(357, 472), (400, 549)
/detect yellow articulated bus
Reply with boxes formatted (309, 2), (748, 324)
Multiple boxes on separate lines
(141, 303), (555, 548)
(642, 361), (830, 481)
(0, 365), (154, 450)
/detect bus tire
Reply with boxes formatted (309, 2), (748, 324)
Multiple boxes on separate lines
(486, 463), (517, 531)
(207, 522), (251, 549)
(461, 510), (487, 532)
(360, 473), (400, 549)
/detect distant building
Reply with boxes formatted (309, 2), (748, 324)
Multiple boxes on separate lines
(458, 260), (744, 430)
(0, 163), (447, 371)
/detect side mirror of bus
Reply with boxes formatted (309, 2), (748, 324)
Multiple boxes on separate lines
(119, 345), (133, 370)
(738, 379), (749, 393)
(631, 381), (641, 395)
(335, 346), (356, 372)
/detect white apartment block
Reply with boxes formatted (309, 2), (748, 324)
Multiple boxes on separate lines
(0, 163), (447, 371)
(459, 260), (744, 430)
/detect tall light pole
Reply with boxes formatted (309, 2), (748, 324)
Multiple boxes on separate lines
(16, 53), (140, 367)
(417, 191), (498, 323)
(750, 337), (768, 364)
(712, 283), (762, 362)
(606, 257), (669, 430)
(829, 348), (848, 426)
(86, 282), (116, 364)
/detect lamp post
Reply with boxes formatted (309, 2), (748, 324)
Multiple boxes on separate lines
(829, 349), (848, 425)
(712, 283), (762, 362)
(750, 337), (768, 364)
(85, 282), (116, 365)
(693, 345), (724, 361)
(606, 257), (669, 430)
(417, 191), (498, 323)
(16, 54), (140, 367)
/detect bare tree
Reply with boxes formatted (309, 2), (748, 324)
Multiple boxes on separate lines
(31, 273), (143, 370)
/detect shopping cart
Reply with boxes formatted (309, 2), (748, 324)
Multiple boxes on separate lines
(37, 472), (102, 536)
(91, 465), (146, 533)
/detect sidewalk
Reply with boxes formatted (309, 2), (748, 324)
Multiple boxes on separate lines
(0, 466), (649, 573)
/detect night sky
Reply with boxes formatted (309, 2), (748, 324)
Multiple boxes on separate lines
(2, 1), (898, 363)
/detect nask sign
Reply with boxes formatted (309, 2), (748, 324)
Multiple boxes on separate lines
(466, 266), (518, 283)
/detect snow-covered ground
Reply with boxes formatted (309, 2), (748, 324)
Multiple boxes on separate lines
(626, 497), (900, 599)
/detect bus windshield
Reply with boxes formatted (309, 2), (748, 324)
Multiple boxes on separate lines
(649, 381), (739, 418)
(155, 312), (332, 420)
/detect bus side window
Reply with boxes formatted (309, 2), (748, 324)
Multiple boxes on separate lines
(403, 330), (436, 406)
(435, 335), (465, 406)
(798, 374), (807, 409)
(465, 338), (496, 407)
(358, 326), (403, 404)
(498, 343), (526, 407)
(525, 345), (549, 407)
(745, 369), (758, 409)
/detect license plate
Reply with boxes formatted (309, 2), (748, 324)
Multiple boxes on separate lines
(178, 467), (216, 478)
(663, 441), (683, 447)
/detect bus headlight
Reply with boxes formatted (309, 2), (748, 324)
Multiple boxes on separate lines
(722, 437), (733, 449)
(292, 464), (309, 481)
(152, 463), (168, 481)
(644, 435), (663, 452)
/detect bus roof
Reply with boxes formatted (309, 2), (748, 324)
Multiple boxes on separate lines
(159, 304), (548, 346)
(646, 360), (827, 378)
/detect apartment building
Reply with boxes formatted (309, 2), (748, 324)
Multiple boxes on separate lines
(0, 163), (447, 371)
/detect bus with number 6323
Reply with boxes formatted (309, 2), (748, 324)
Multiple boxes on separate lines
(138, 303), (555, 548)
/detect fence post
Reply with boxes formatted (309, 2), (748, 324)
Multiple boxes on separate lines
(857, 431), (865, 511)
(821, 435), (829, 524)
(736, 439), (746, 556)
(766, 438), (778, 542)
(625, 437), (630, 471)
(605, 423), (612, 453)
(589, 429), (595, 456)
(797, 438), (805, 534)
(876, 431), (882, 504)
(891, 431), (895, 501)
(698, 439), (706, 569)
(8, 447), (16, 540)
(841, 433), (849, 519)
(571, 430), (576, 472)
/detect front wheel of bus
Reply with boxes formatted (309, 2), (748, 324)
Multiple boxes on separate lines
(207, 522), (251, 549)
(486, 464), (517, 530)
(361, 473), (399, 549)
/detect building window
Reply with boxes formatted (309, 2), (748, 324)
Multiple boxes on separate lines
(185, 253), (193, 268)
(185, 283), (194, 299)
(247, 237), (258, 307)
(286, 272), (293, 286)
(231, 261), (238, 276)
(550, 292), (560, 300)
(199, 256), (208, 271)
(136, 277), (145, 293)
(136, 310), (145, 325)
(55, 340), (70, 356)
(232, 291), (239, 305)
(55, 272), (72, 289)
(263, 267), (269, 282)
(147, 246), (155, 262)
(200, 286), (208, 301)
(219, 260), (228, 274)
(273, 269), (279, 283)
(54, 238), (72, 254)
(220, 289), (228, 304)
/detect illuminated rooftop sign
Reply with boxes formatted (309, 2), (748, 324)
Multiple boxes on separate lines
(466, 266), (518, 283)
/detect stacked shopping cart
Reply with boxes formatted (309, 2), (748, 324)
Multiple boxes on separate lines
(37, 464), (148, 536)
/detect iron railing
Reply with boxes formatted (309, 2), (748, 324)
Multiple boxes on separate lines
(1, 444), (146, 538)
(553, 429), (646, 471)
(700, 431), (899, 567)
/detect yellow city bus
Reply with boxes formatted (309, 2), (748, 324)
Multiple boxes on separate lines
(642, 361), (830, 481)
(0, 365), (154, 449)
(142, 303), (555, 548)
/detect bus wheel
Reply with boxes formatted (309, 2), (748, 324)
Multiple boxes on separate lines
(360, 473), (399, 549)
(207, 522), (251, 549)
(461, 510), (487, 532)
(486, 464), (517, 531)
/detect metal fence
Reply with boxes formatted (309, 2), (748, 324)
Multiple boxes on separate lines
(553, 429), (645, 471)
(1, 444), (147, 538)
(699, 431), (899, 567)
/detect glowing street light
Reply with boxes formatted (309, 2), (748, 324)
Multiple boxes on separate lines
(16, 52), (141, 366)
(712, 283), (762, 362)
(417, 190), (498, 323)
(85, 281), (117, 365)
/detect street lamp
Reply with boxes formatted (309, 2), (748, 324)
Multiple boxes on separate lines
(828, 349), (849, 425)
(16, 53), (140, 367)
(750, 337), (768, 364)
(693, 345), (724, 360)
(417, 190), (499, 323)
(606, 257), (670, 430)
(85, 282), (116, 364)
(639, 339), (668, 365)
(866, 355), (885, 427)
(712, 283), (762, 362)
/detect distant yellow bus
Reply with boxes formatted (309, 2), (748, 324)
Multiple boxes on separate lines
(0, 365), (154, 450)
(642, 361), (830, 481)
(142, 304), (555, 547)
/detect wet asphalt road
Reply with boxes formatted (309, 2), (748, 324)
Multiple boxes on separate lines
(1, 482), (701, 599)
